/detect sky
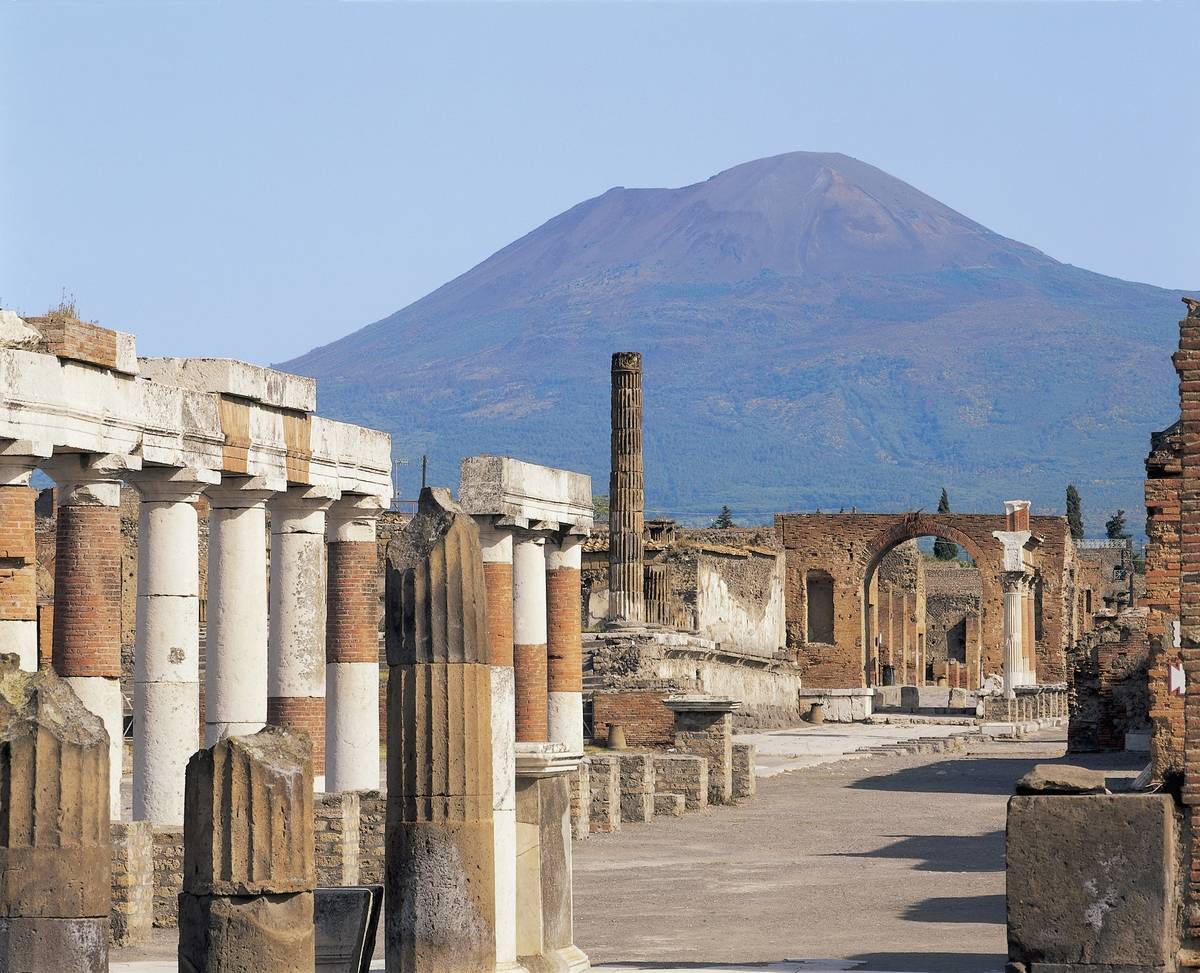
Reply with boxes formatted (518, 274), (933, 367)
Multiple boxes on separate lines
(2, 1), (1197, 367)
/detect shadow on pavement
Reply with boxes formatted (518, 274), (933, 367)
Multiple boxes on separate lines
(902, 893), (1006, 923)
(844, 950), (1005, 973)
(832, 830), (1004, 873)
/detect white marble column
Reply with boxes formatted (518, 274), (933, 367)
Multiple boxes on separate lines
(129, 467), (217, 824)
(267, 488), (334, 784)
(0, 447), (49, 671)
(205, 478), (276, 745)
(1002, 571), (1025, 699)
(325, 495), (383, 793)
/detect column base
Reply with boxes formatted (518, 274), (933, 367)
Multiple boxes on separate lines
(518, 945), (590, 973)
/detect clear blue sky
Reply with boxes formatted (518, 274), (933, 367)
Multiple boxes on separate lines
(2, 1), (1196, 367)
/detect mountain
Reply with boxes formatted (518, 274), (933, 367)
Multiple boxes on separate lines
(280, 152), (1190, 533)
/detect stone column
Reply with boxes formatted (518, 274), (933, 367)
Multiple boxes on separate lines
(1024, 581), (1037, 685)
(384, 487), (496, 973)
(547, 534), (584, 753)
(129, 467), (217, 825)
(665, 695), (739, 805)
(179, 727), (315, 972)
(607, 351), (644, 624)
(205, 478), (275, 745)
(268, 487), (334, 780)
(45, 453), (128, 818)
(477, 518), (523, 973)
(0, 657), (112, 972)
(514, 746), (589, 973)
(1002, 572), (1025, 699)
(325, 495), (383, 794)
(514, 532), (549, 743)
(0, 449), (47, 671)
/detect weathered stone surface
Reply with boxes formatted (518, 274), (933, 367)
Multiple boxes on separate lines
(110, 821), (153, 947)
(671, 708), (734, 805)
(652, 754), (708, 811)
(608, 351), (645, 623)
(0, 916), (109, 972)
(0, 655), (111, 920)
(732, 743), (757, 800)
(587, 755), (621, 834)
(183, 726), (315, 897)
(0, 310), (42, 351)
(178, 891), (314, 973)
(1015, 764), (1107, 795)
(616, 753), (655, 824)
(1007, 794), (1176, 969)
(385, 487), (496, 973)
(654, 793), (685, 817)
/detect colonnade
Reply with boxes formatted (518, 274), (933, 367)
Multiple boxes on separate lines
(0, 451), (384, 823)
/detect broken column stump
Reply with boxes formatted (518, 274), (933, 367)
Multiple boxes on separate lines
(0, 654), (112, 973)
(385, 487), (496, 973)
(178, 726), (316, 973)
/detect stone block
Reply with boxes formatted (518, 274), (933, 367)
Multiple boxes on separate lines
(616, 753), (654, 824)
(0, 917), (109, 973)
(177, 891), (314, 973)
(314, 792), (361, 887)
(569, 761), (590, 840)
(110, 821), (153, 947)
(183, 727), (315, 897)
(586, 756), (621, 834)
(654, 793), (685, 818)
(732, 743), (756, 800)
(1015, 764), (1106, 795)
(651, 754), (708, 811)
(1007, 794), (1177, 970)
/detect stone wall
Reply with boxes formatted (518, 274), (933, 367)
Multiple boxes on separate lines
(111, 821), (153, 947)
(924, 562), (981, 666)
(593, 689), (675, 747)
(1067, 607), (1152, 753)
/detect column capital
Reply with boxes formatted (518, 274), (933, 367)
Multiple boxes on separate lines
(43, 452), (140, 507)
(0, 439), (52, 486)
(327, 494), (384, 542)
(124, 465), (220, 504)
(205, 475), (280, 510)
(1001, 570), (1028, 593)
(474, 515), (514, 563)
(269, 485), (338, 535)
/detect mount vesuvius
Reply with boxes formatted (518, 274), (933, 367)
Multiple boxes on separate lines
(279, 152), (1189, 531)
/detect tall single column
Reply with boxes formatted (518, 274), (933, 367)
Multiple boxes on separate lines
(1002, 572), (1025, 699)
(206, 479), (275, 745)
(607, 351), (644, 624)
(478, 518), (523, 973)
(268, 488), (333, 781)
(514, 533), (549, 743)
(45, 454), (127, 818)
(385, 487), (496, 973)
(547, 534), (584, 753)
(325, 495), (383, 793)
(129, 467), (216, 824)
(0, 450), (47, 671)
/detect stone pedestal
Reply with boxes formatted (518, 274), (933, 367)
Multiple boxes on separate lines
(130, 467), (216, 825)
(325, 496), (383, 793)
(515, 745), (589, 973)
(45, 453), (128, 818)
(268, 488), (334, 779)
(206, 479), (276, 745)
(586, 756), (621, 834)
(179, 726), (315, 973)
(665, 696), (740, 806)
(384, 488), (496, 973)
(615, 753), (654, 824)
(0, 655), (112, 973)
(607, 352), (645, 624)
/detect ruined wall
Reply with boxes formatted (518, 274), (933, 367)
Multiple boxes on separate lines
(872, 542), (924, 680)
(924, 562), (981, 664)
(1068, 607), (1152, 752)
(775, 511), (1074, 688)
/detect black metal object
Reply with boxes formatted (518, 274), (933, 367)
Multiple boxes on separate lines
(315, 884), (383, 973)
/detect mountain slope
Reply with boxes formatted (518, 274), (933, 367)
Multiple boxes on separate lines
(281, 152), (1189, 531)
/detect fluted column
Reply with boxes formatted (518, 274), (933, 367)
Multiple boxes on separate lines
(206, 478), (275, 745)
(325, 495), (383, 793)
(45, 453), (129, 818)
(513, 533), (549, 743)
(607, 351), (644, 624)
(129, 467), (216, 824)
(477, 518), (522, 973)
(547, 535), (584, 753)
(268, 487), (334, 780)
(385, 487), (496, 973)
(1002, 571), (1025, 699)
(0, 450), (47, 671)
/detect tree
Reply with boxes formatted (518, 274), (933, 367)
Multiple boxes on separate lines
(933, 488), (958, 561)
(1066, 484), (1084, 540)
(1105, 509), (1130, 540)
(592, 494), (610, 519)
(711, 505), (735, 529)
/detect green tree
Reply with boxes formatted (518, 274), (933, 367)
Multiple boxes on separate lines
(1105, 509), (1130, 540)
(592, 493), (610, 519)
(1066, 484), (1084, 540)
(933, 488), (958, 560)
(712, 505), (735, 529)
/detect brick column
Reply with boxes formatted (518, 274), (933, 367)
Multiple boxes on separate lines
(477, 517), (521, 973)
(45, 454), (128, 818)
(325, 495), (383, 793)
(205, 479), (275, 745)
(128, 467), (216, 825)
(513, 533), (548, 742)
(608, 351), (644, 623)
(0, 450), (46, 671)
(267, 488), (333, 779)
(547, 534), (584, 753)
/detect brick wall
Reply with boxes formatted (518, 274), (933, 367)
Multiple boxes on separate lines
(1068, 609), (1151, 753)
(0, 485), (36, 624)
(593, 689), (675, 747)
(25, 312), (120, 370)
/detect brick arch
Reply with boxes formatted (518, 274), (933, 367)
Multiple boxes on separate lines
(862, 515), (989, 580)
